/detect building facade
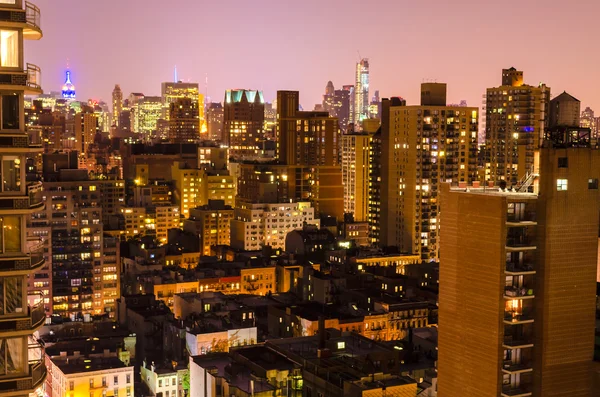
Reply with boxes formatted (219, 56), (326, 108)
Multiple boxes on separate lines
(223, 89), (265, 159)
(341, 132), (371, 221)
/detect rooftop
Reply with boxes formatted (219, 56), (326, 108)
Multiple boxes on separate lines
(51, 356), (131, 375)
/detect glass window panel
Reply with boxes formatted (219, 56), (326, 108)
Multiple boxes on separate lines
(3, 216), (21, 252)
(2, 95), (19, 130)
(4, 277), (22, 314)
(0, 30), (18, 67)
(0, 1), (17, 4)
(5, 338), (23, 374)
(2, 157), (21, 192)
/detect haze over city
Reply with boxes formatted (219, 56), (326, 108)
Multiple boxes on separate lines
(27, 0), (600, 110)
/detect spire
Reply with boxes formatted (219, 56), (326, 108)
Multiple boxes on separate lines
(174, 65), (178, 83)
(62, 69), (76, 99)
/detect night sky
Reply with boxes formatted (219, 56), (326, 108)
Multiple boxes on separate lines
(27, 0), (600, 112)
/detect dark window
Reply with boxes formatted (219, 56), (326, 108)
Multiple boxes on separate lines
(589, 179), (598, 190)
(2, 95), (19, 130)
(558, 157), (568, 168)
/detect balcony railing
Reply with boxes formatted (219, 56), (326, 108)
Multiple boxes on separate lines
(0, 294), (46, 334)
(501, 386), (532, 397)
(0, 239), (45, 273)
(28, 181), (44, 209)
(25, 1), (41, 30)
(26, 63), (41, 91)
(505, 262), (535, 274)
(0, 341), (46, 394)
(504, 310), (534, 324)
(502, 360), (533, 374)
(504, 286), (534, 299)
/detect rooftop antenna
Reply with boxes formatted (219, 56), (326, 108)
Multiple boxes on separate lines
(174, 65), (178, 83)
(205, 73), (208, 102)
(357, 50), (361, 61)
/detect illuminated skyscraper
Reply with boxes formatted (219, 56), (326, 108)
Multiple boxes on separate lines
(206, 102), (224, 142)
(168, 97), (200, 143)
(322, 82), (351, 133)
(112, 84), (123, 127)
(580, 106), (598, 140)
(74, 110), (98, 154)
(224, 89), (264, 159)
(137, 96), (162, 141)
(369, 84), (478, 260)
(353, 58), (369, 129)
(484, 68), (550, 184)
(61, 70), (76, 99)
(277, 90), (343, 219)
(161, 81), (200, 120)
(0, 0), (47, 394)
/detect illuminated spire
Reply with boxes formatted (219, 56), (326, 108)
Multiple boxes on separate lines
(62, 70), (76, 99)
(174, 65), (178, 83)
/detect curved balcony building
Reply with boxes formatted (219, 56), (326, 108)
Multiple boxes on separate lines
(0, 1), (46, 396)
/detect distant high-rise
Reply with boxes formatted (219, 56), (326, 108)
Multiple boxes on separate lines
(484, 67), (551, 184)
(369, 84), (478, 260)
(580, 106), (598, 140)
(277, 91), (343, 219)
(136, 96), (162, 140)
(322, 82), (351, 133)
(341, 132), (371, 221)
(224, 89), (265, 159)
(206, 102), (224, 142)
(112, 84), (123, 127)
(161, 81), (200, 120)
(354, 58), (369, 128)
(74, 111), (98, 154)
(438, 147), (600, 396)
(168, 97), (200, 143)
(548, 91), (580, 128)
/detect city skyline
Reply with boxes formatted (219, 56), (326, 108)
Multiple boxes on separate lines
(26, 0), (600, 112)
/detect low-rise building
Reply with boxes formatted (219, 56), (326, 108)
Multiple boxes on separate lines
(183, 200), (234, 256)
(140, 361), (188, 397)
(230, 202), (319, 251)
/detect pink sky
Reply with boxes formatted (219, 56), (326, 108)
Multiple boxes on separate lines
(26, 0), (600, 113)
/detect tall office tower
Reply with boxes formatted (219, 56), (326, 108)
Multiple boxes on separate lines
(341, 132), (371, 221)
(549, 91), (580, 128)
(136, 96), (162, 141)
(168, 97), (199, 143)
(161, 81), (200, 120)
(223, 89), (265, 159)
(370, 84), (478, 260)
(322, 80), (335, 113)
(112, 84), (123, 127)
(322, 82), (351, 133)
(580, 107), (598, 140)
(206, 102), (224, 142)
(484, 67), (551, 184)
(0, 0), (47, 393)
(369, 90), (381, 119)
(74, 111), (98, 154)
(438, 147), (600, 397)
(277, 90), (343, 219)
(353, 58), (369, 129)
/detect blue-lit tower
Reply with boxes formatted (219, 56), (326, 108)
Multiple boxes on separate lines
(61, 70), (76, 99)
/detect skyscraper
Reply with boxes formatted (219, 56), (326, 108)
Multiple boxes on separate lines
(112, 84), (123, 127)
(0, 0), (47, 394)
(61, 70), (76, 99)
(484, 67), (551, 184)
(277, 91), (343, 219)
(353, 58), (369, 128)
(369, 84), (478, 260)
(74, 110), (98, 154)
(223, 89), (265, 159)
(168, 97), (200, 143)
(206, 102), (224, 142)
(438, 147), (600, 396)
(341, 132), (371, 221)
(322, 82), (351, 133)
(136, 96), (162, 141)
(580, 106), (598, 140)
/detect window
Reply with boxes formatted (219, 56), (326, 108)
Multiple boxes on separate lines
(90, 379), (94, 388)
(1, 156), (21, 191)
(126, 387), (131, 397)
(69, 381), (74, 391)
(114, 388), (118, 397)
(114, 375), (118, 385)
(102, 377), (106, 387)
(0, 30), (18, 67)
(159, 379), (162, 387)
(0, 338), (24, 375)
(126, 374), (131, 384)
(557, 179), (568, 191)
(558, 157), (568, 168)
(0, 1), (16, 5)
(2, 95), (19, 130)
(0, 277), (23, 315)
(0, 216), (21, 253)
(337, 341), (345, 350)
(589, 178), (598, 190)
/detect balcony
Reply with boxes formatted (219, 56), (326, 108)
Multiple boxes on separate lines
(505, 262), (535, 276)
(0, 342), (46, 395)
(501, 386), (532, 397)
(505, 236), (536, 252)
(0, 1), (41, 40)
(502, 360), (533, 374)
(504, 310), (534, 325)
(0, 239), (45, 275)
(0, 295), (46, 336)
(0, 63), (42, 94)
(504, 286), (534, 300)
(0, 182), (44, 214)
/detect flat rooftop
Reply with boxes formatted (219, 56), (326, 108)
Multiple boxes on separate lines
(52, 356), (130, 375)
